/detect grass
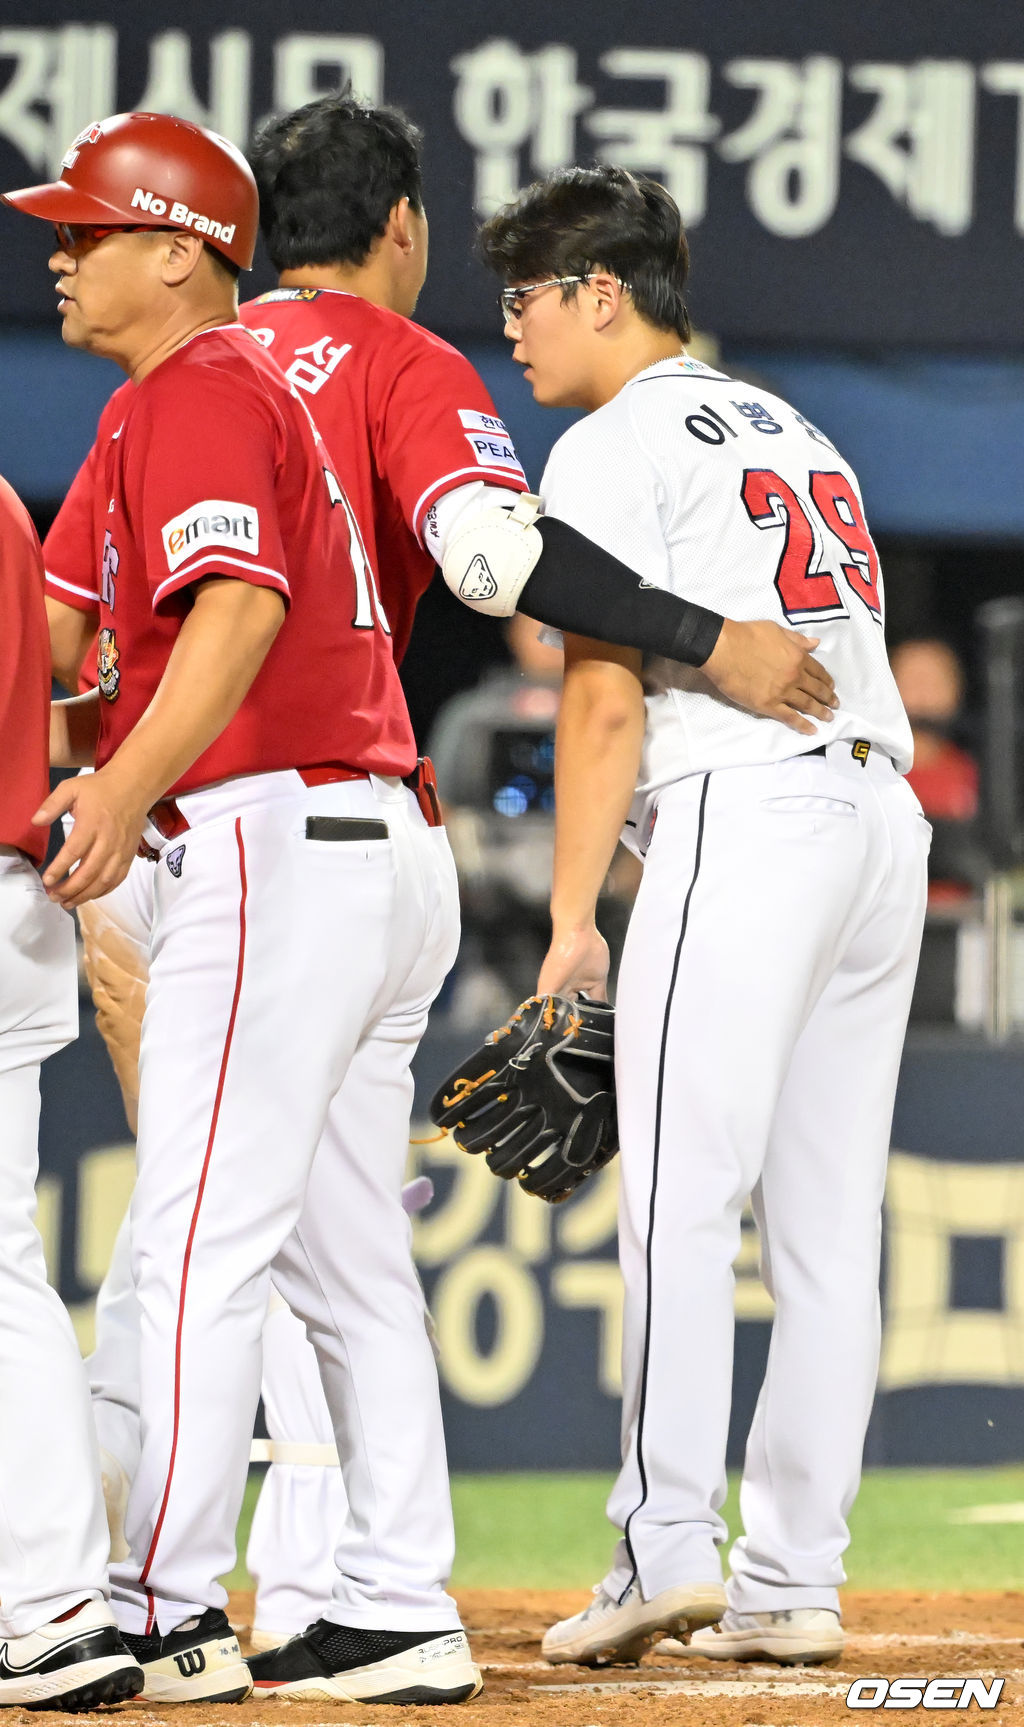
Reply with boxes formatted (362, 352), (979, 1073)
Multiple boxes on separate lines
(224, 1467), (1024, 1595)
(848, 1469), (1024, 1589)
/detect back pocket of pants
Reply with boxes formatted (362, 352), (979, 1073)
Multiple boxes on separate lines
(760, 794), (857, 817)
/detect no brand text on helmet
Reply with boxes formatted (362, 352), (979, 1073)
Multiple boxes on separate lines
(130, 186), (235, 246)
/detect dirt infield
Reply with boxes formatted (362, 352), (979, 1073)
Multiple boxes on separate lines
(16, 1590), (1023, 1725)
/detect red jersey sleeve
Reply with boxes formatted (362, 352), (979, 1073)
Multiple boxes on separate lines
(131, 357), (291, 612)
(0, 476), (51, 863)
(43, 441), (102, 612)
(44, 449), (101, 692)
(44, 380), (135, 617)
(373, 328), (528, 542)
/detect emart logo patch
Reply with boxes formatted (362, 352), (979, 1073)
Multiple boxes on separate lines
(161, 500), (259, 573)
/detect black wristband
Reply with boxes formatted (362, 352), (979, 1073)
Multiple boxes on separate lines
(520, 516), (724, 668)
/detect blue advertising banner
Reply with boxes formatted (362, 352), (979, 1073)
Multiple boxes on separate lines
(0, 1), (1022, 345)
(39, 1016), (1024, 1468)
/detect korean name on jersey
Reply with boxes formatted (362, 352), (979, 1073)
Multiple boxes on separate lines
(538, 355), (913, 842)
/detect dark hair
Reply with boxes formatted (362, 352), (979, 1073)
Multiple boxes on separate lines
(478, 165), (691, 341)
(248, 92), (423, 272)
(205, 243), (240, 283)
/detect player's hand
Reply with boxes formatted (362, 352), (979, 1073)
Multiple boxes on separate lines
(537, 924), (610, 1001)
(33, 767), (149, 909)
(703, 619), (837, 736)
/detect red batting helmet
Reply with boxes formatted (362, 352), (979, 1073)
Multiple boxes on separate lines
(2, 111), (258, 269)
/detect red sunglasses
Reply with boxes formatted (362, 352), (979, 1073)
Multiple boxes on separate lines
(53, 222), (156, 251)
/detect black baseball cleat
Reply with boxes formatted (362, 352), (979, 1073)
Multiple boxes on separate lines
(248, 1618), (483, 1704)
(0, 1600), (143, 1712)
(120, 1605), (252, 1702)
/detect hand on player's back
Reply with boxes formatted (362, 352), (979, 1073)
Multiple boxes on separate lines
(703, 619), (838, 736)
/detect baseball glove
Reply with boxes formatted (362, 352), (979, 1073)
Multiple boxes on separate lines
(429, 993), (618, 1202)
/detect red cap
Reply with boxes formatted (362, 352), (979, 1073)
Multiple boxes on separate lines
(2, 111), (258, 269)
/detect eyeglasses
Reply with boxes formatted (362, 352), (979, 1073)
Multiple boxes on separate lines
(53, 223), (154, 252)
(499, 275), (592, 327)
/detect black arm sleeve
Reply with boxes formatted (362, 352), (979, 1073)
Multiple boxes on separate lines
(518, 516), (724, 669)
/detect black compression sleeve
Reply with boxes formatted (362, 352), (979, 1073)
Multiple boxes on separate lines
(520, 516), (724, 668)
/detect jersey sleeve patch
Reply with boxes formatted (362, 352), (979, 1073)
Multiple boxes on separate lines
(161, 499), (260, 573)
(458, 409), (526, 477)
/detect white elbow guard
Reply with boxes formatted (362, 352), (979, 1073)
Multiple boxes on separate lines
(440, 493), (543, 618)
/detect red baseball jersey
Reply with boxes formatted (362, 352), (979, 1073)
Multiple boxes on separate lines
(43, 326), (416, 792)
(45, 382), (129, 694)
(239, 289), (528, 663)
(0, 475), (51, 863)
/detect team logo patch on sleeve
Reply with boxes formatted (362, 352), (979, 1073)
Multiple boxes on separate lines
(458, 409), (525, 475)
(97, 627), (120, 701)
(161, 500), (260, 573)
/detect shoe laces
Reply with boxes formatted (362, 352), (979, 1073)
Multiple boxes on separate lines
(581, 1582), (638, 1621)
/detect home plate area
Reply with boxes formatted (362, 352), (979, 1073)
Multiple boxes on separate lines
(40, 1590), (1021, 1727)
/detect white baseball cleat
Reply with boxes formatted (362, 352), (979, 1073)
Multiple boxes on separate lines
(248, 1619), (483, 1703)
(685, 1607), (845, 1664)
(0, 1599), (142, 1711)
(542, 1579), (727, 1666)
(121, 1607), (253, 1702)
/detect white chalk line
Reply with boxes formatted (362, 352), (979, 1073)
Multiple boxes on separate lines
(483, 1658), (866, 1677)
(485, 1660), (570, 1672)
(465, 1625), (538, 1636)
(489, 1660), (1024, 1680)
(472, 1628), (1024, 1654)
(531, 1674), (1024, 1698)
(659, 1631), (1024, 1654)
(533, 1679), (851, 1697)
(949, 1501), (1024, 1524)
(849, 1631), (1022, 1647)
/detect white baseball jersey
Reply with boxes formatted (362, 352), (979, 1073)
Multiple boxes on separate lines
(534, 355), (929, 1627)
(539, 354), (912, 832)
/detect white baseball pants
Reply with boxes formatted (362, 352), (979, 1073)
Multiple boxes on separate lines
(101, 770), (460, 1636)
(81, 847), (446, 1640)
(246, 1292), (348, 1639)
(602, 745), (929, 1613)
(91, 1222), (349, 1637)
(78, 852), (154, 1517)
(75, 843), (153, 1138)
(0, 849), (108, 1634)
